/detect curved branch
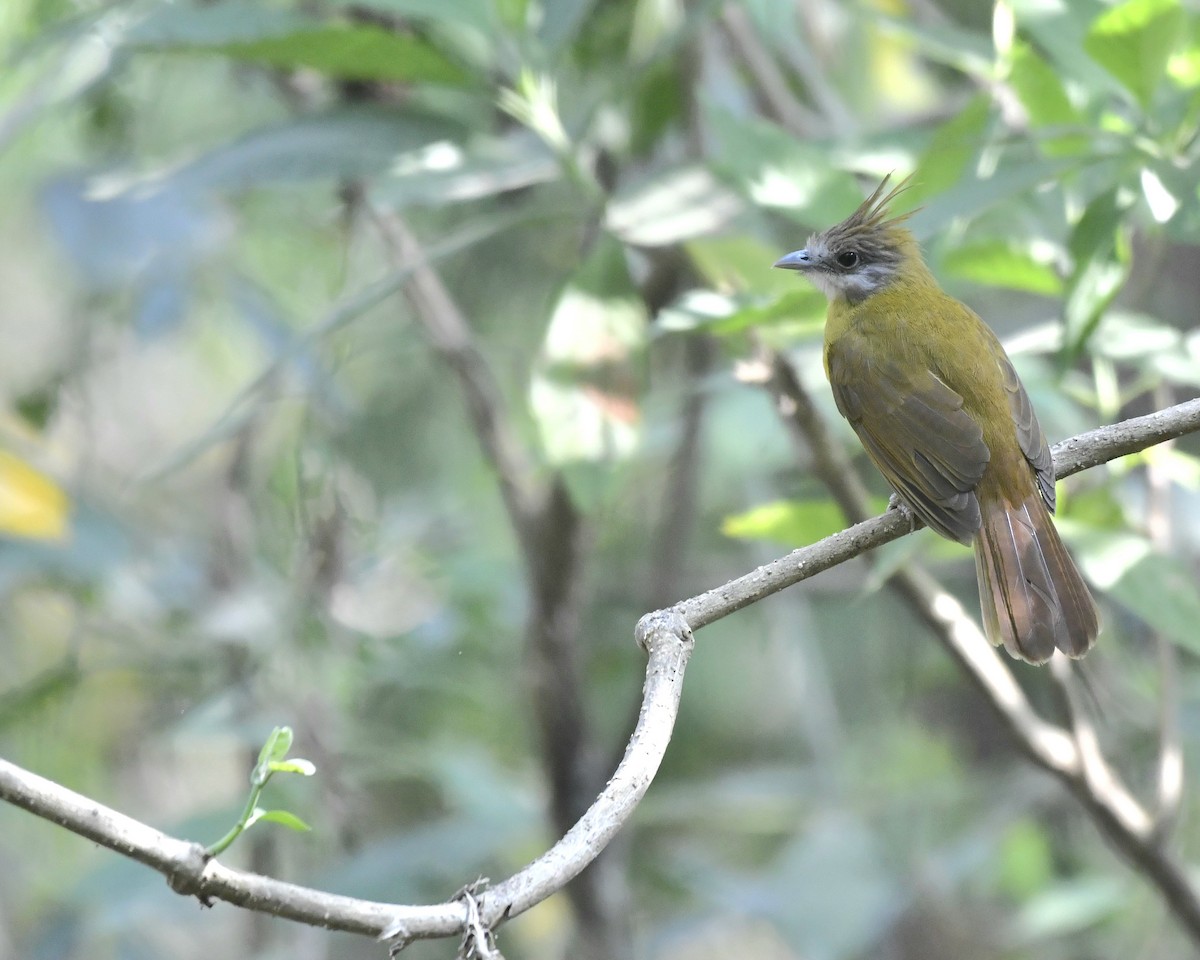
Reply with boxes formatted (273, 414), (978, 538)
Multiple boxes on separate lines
(1, 400), (1198, 947)
(0, 612), (693, 946)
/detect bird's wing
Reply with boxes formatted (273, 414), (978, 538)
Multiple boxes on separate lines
(998, 353), (1056, 512)
(827, 348), (990, 544)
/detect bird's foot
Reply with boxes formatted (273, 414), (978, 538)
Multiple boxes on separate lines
(887, 493), (917, 533)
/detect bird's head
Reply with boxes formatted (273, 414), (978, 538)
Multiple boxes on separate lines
(774, 173), (920, 305)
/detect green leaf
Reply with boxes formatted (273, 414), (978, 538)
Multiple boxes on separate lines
(721, 499), (846, 546)
(253, 809), (313, 833)
(911, 157), (1080, 236)
(1063, 188), (1130, 360)
(1084, 0), (1184, 107)
(129, 3), (472, 85)
(908, 94), (991, 204)
(220, 26), (470, 84)
(268, 758), (317, 776)
(262, 726), (293, 764)
(1008, 42), (1089, 157)
(685, 235), (806, 297)
(942, 241), (1063, 295)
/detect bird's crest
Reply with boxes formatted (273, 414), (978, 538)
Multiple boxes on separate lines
(830, 173), (916, 240)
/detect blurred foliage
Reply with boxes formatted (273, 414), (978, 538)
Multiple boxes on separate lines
(1, 0), (1200, 958)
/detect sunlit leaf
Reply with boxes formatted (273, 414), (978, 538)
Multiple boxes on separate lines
(1084, 0), (1184, 107)
(942, 240), (1063, 295)
(702, 106), (864, 225)
(268, 758), (317, 776)
(372, 131), (559, 208)
(0, 452), (70, 542)
(1168, 43), (1200, 86)
(1152, 329), (1200, 386)
(721, 499), (845, 546)
(606, 165), (743, 246)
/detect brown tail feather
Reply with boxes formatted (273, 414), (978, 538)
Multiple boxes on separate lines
(973, 493), (1099, 663)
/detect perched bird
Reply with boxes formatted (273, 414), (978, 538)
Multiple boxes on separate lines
(774, 175), (1098, 664)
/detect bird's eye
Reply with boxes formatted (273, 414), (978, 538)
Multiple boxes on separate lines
(836, 251), (859, 268)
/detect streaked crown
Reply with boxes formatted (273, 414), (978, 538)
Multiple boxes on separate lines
(774, 173), (921, 304)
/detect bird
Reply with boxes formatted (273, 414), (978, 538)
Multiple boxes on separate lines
(774, 174), (1098, 664)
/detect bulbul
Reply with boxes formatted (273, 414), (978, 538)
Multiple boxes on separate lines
(774, 175), (1098, 664)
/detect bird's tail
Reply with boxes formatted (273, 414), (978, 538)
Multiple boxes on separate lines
(973, 493), (1099, 663)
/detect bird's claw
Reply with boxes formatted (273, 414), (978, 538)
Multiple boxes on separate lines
(887, 493), (917, 533)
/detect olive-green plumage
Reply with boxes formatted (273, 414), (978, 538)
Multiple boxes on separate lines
(775, 175), (1098, 663)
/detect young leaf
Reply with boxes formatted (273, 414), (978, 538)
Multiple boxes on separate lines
(255, 810), (314, 832)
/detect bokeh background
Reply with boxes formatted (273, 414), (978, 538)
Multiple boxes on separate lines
(3, 0), (1200, 957)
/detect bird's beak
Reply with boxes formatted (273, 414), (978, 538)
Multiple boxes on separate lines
(773, 249), (811, 270)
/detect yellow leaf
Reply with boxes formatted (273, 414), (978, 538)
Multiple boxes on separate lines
(0, 451), (70, 541)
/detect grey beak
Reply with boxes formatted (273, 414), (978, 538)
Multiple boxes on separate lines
(774, 249), (811, 270)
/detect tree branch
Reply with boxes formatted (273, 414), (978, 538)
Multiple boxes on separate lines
(0, 613), (693, 947)
(2, 398), (1199, 948)
(746, 348), (1200, 944)
(675, 396), (1200, 629)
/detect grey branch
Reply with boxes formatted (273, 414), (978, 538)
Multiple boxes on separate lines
(748, 350), (1200, 945)
(1, 399), (1198, 947)
(0, 613), (693, 946)
(676, 396), (1200, 630)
